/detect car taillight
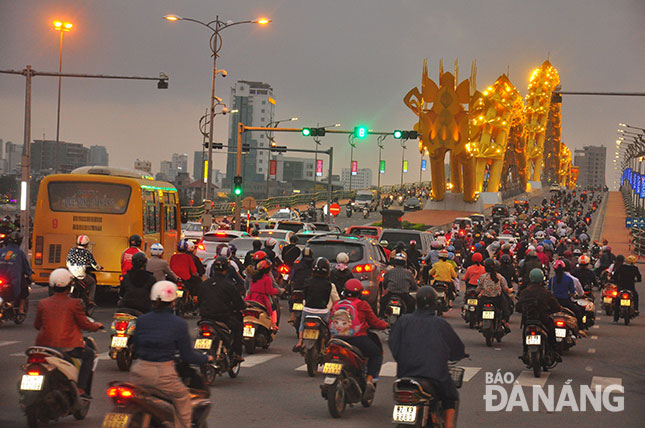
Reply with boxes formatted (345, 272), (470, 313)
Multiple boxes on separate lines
(28, 354), (47, 364)
(304, 321), (317, 328)
(555, 319), (566, 327)
(216, 232), (227, 237)
(197, 242), (206, 251)
(115, 321), (129, 332)
(34, 236), (43, 265)
(353, 264), (374, 273)
(622, 293), (630, 299)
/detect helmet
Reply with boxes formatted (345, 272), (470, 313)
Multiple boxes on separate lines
(527, 250), (538, 257)
(313, 257), (331, 275)
(150, 280), (178, 302)
(500, 254), (512, 264)
(49, 268), (74, 289)
(627, 255), (637, 265)
(8, 231), (22, 245)
(150, 243), (164, 256)
(483, 258), (496, 270)
(177, 239), (190, 252)
(76, 235), (90, 246)
(472, 253), (483, 263)
(336, 252), (349, 264)
(438, 250), (449, 259)
(256, 259), (272, 271)
(573, 248), (582, 255)
(431, 241), (442, 249)
(416, 286), (437, 310)
(409, 240), (417, 247)
(252, 239), (263, 250)
(379, 240), (389, 247)
(253, 250), (267, 261)
(474, 243), (482, 250)
(529, 268), (545, 283)
(536, 245), (544, 252)
(219, 246), (232, 258)
(447, 245), (455, 252)
(129, 234), (143, 247)
(553, 259), (566, 270)
(229, 244), (237, 254)
(392, 252), (407, 266)
(578, 255), (590, 265)
(131, 252), (147, 270)
(186, 241), (195, 252)
(604, 246), (612, 252)
(265, 238), (277, 248)
(344, 278), (363, 293)
(212, 256), (229, 273)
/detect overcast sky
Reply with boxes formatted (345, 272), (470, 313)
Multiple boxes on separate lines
(1, 0), (643, 188)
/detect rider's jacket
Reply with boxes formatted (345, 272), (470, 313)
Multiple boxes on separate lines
(66, 246), (100, 279)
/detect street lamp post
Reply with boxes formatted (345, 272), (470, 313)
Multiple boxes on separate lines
(164, 14), (270, 202)
(53, 20), (72, 171)
(348, 135), (356, 191)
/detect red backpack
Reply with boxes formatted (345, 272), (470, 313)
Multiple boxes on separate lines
(330, 299), (364, 337)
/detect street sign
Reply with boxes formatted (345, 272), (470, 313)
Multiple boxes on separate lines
(329, 203), (341, 217)
(241, 197), (257, 211)
(626, 217), (645, 228)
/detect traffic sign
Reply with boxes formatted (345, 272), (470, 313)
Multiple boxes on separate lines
(329, 203), (341, 217)
(626, 217), (645, 228)
(241, 197), (257, 210)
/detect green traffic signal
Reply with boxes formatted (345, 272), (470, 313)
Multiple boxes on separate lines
(233, 175), (243, 197)
(233, 187), (242, 196)
(354, 125), (368, 139)
(301, 128), (312, 137)
(393, 130), (403, 139)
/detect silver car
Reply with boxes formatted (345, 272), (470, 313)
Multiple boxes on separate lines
(195, 230), (248, 261)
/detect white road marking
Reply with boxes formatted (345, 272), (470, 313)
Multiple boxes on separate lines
(591, 376), (622, 391)
(514, 371), (550, 387)
(97, 351), (111, 361)
(0, 341), (19, 347)
(295, 364), (323, 373)
(585, 366), (593, 372)
(379, 362), (397, 377)
(10, 353), (24, 357)
(588, 348), (596, 353)
(240, 353), (279, 368)
(462, 367), (481, 382)
(592, 325), (600, 329)
(596, 310), (603, 314)
(591, 335), (598, 340)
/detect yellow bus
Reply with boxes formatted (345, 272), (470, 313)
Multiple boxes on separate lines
(32, 166), (181, 288)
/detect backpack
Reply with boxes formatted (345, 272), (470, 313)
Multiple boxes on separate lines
(329, 299), (364, 337)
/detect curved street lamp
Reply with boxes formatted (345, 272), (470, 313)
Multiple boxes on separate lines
(164, 14), (271, 201)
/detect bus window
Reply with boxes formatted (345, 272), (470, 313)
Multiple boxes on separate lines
(165, 205), (177, 231)
(48, 182), (131, 214)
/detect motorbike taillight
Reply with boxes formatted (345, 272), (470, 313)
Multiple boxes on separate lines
(554, 319), (566, 328)
(114, 321), (129, 332)
(243, 311), (259, 318)
(107, 386), (134, 405)
(395, 390), (422, 404)
(304, 321), (317, 328)
(200, 324), (214, 337)
(27, 354), (47, 364)
(278, 265), (290, 274)
(391, 300), (400, 305)
(484, 303), (493, 309)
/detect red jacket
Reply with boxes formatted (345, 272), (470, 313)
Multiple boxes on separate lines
(336, 297), (387, 336)
(246, 274), (278, 316)
(170, 253), (197, 281)
(34, 293), (101, 349)
(121, 247), (142, 275)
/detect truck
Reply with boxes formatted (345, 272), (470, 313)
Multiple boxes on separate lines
(354, 189), (379, 212)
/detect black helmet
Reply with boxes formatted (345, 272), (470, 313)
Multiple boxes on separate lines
(131, 252), (147, 270)
(395, 241), (406, 251)
(252, 239), (262, 250)
(8, 230), (22, 245)
(416, 286), (437, 310)
(483, 258), (496, 270)
(290, 235), (298, 244)
(500, 254), (512, 264)
(212, 256), (229, 273)
(312, 257), (331, 275)
(129, 234), (142, 247)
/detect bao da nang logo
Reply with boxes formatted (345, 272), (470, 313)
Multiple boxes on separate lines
(483, 371), (624, 412)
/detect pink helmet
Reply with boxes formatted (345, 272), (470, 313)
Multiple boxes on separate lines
(553, 260), (566, 270)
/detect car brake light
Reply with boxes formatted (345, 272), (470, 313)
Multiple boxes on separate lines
(115, 321), (129, 332)
(28, 354), (47, 364)
(305, 321), (317, 328)
(622, 293), (630, 299)
(216, 232), (227, 237)
(555, 319), (566, 327)
(197, 243), (206, 251)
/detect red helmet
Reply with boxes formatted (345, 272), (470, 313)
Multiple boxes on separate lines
(253, 250), (267, 261)
(553, 259), (566, 270)
(345, 278), (363, 292)
(256, 259), (272, 271)
(472, 253), (483, 263)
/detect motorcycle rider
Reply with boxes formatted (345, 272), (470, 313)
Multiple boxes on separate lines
(463, 252), (485, 288)
(330, 278), (388, 401)
(292, 257), (339, 352)
(389, 286), (466, 428)
(264, 238), (279, 265)
(121, 234), (143, 275)
(596, 246), (616, 276)
(282, 235), (301, 268)
(498, 254), (519, 292)
(0, 231), (32, 315)
(187, 240), (206, 279)
(131, 280), (212, 428)
(329, 252), (354, 295)
(34, 268), (103, 398)
(66, 234), (102, 306)
(199, 256), (246, 364)
(548, 260), (584, 326)
(212, 246), (245, 294)
(119, 252), (156, 313)
(519, 250), (543, 292)
(429, 250), (458, 306)
(147, 243), (179, 283)
(476, 258), (513, 333)
(612, 254), (641, 320)
(244, 239), (263, 267)
(380, 252), (417, 317)
(170, 239), (200, 297)
(407, 240), (422, 274)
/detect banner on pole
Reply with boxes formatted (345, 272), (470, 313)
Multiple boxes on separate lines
(380, 160), (385, 174)
(421, 159), (427, 171)
(269, 159), (277, 177)
(351, 161), (358, 176)
(403, 160), (408, 173)
(316, 159), (323, 177)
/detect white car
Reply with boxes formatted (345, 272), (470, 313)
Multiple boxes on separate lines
(258, 229), (295, 241)
(182, 221), (218, 242)
(269, 209), (300, 222)
(195, 230), (248, 260)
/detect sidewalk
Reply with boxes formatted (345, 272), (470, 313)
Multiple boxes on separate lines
(600, 191), (635, 258)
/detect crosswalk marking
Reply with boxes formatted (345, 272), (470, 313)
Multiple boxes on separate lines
(240, 354), (279, 368)
(10, 352), (24, 357)
(592, 325), (600, 329)
(379, 362), (397, 377)
(588, 348), (596, 353)
(591, 335), (598, 340)
(591, 376), (622, 391)
(295, 364), (322, 373)
(462, 367), (481, 382)
(0, 341), (19, 347)
(514, 371), (550, 387)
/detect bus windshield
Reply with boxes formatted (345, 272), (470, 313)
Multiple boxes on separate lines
(48, 181), (131, 214)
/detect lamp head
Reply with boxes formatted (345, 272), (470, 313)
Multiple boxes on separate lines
(164, 14), (182, 22)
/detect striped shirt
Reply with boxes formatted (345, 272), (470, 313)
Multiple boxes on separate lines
(383, 267), (417, 294)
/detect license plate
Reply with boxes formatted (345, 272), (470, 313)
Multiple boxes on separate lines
(194, 338), (212, 350)
(111, 336), (128, 349)
(621, 299), (631, 306)
(303, 329), (319, 340)
(467, 299), (478, 305)
(292, 302), (304, 311)
(390, 305), (401, 315)
(393, 405), (417, 423)
(555, 328), (567, 338)
(243, 325), (256, 337)
(525, 335), (541, 345)
(322, 362), (342, 375)
(102, 412), (131, 428)
(176, 289), (184, 298)
(20, 374), (44, 391)
(603, 297), (613, 303)
(482, 310), (495, 319)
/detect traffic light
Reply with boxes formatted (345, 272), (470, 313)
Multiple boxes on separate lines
(203, 142), (224, 149)
(242, 143), (250, 153)
(233, 176), (243, 196)
(354, 125), (368, 139)
(301, 127), (326, 137)
(393, 130), (419, 140)
(271, 145), (287, 153)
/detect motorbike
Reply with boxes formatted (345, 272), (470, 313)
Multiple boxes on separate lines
(69, 276), (95, 317)
(385, 294), (407, 329)
(0, 276), (29, 326)
(392, 365), (465, 427)
(300, 315), (330, 377)
(174, 280), (198, 318)
(320, 336), (378, 418)
(362, 206), (370, 219)
(479, 300), (506, 346)
(521, 304), (559, 378)
(551, 310), (578, 353)
(576, 292), (596, 329)
(194, 319), (241, 385)
(19, 337), (98, 427)
(102, 363), (210, 428)
(242, 300), (274, 354)
(601, 283), (618, 316)
(346, 202), (354, 218)
(431, 281), (450, 316)
(460, 288), (478, 329)
(290, 289), (305, 336)
(617, 289), (637, 325)
(308, 206), (318, 222)
(108, 310), (138, 371)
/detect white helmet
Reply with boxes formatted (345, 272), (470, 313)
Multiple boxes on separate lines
(265, 238), (277, 248)
(186, 240), (195, 252)
(76, 235), (90, 246)
(150, 243), (164, 256)
(336, 252), (349, 264)
(150, 280), (178, 302)
(49, 268), (74, 289)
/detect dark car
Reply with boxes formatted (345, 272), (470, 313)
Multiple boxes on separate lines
(379, 229), (432, 256)
(403, 197), (422, 211)
(491, 204), (509, 223)
(305, 235), (388, 309)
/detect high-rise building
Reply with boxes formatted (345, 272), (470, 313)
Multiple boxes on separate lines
(574, 145), (606, 188)
(172, 153), (188, 178)
(341, 168), (373, 190)
(273, 156), (316, 182)
(225, 81), (275, 187)
(134, 159), (152, 173)
(31, 139), (89, 174)
(88, 145), (109, 166)
(4, 141), (23, 175)
(159, 160), (172, 181)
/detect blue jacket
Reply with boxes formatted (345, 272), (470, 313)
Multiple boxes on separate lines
(133, 308), (208, 365)
(548, 274), (575, 300)
(0, 243), (32, 301)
